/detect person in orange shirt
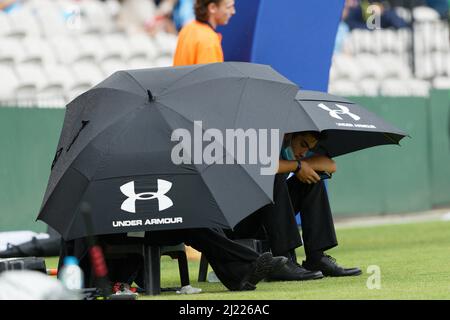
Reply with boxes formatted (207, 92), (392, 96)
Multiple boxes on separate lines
(173, 0), (236, 66)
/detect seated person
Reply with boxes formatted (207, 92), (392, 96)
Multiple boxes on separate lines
(227, 131), (362, 281)
(59, 228), (287, 292)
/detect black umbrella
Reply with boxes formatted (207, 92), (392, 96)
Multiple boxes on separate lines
(295, 90), (407, 157)
(37, 62), (316, 240)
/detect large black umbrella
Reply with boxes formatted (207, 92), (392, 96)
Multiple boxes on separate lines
(37, 62), (316, 240)
(295, 90), (407, 157)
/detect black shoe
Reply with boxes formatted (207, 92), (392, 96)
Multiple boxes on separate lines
(302, 254), (362, 277)
(267, 260), (324, 282)
(236, 253), (288, 291)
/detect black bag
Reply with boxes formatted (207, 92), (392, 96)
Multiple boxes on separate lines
(0, 257), (47, 273)
(0, 237), (60, 258)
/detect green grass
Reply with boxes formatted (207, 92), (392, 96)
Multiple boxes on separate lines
(46, 220), (450, 299)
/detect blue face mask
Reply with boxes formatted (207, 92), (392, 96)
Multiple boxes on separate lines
(281, 146), (295, 161)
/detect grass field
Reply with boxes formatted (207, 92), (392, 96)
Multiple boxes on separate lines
(46, 220), (450, 300)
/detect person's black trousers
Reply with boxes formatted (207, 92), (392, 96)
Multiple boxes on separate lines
(287, 175), (338, 256)
(59, 228), (259, 291)
(230, 174), (338, 257)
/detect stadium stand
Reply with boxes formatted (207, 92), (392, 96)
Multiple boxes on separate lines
(1, 0), (448, 105)
(329, 2), (450, 97)
(0, 0), (176, 108)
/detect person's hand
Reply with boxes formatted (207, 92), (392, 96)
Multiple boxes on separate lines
(295, 161), (321, 184)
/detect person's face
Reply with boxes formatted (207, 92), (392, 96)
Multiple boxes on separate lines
(209, 0), (236, 26)
(290, 134), (318, 159)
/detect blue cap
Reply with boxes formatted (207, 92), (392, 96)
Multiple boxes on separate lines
(63, 256), (79, 266)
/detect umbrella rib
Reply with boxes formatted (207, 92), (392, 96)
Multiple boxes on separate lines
(225, 62), (248, 77)
(232, 77), (250, 128)
(158, 63), (297, 98)
(227, 62), (296, 86)
(121, 71), (149, 96)
(158, 63), (249, 97)
(157, 64), (205, 96)
(158, 75), (248, 98)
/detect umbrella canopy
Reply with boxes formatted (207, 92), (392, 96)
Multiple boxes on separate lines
(295, 90), (407, 157)
(37, 62), (316, 240)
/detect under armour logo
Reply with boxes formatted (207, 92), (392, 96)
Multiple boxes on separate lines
(120, 180), (173, 213)
(317, 103), (361, 121)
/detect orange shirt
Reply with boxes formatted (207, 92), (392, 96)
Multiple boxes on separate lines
(173, 20), (224, 66)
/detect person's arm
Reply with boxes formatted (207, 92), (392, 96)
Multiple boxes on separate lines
(277, 159), (321, 184)
(301, 155), (337, 174)
(277, 159), (298, 174)
(277, 155), (336, 184)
